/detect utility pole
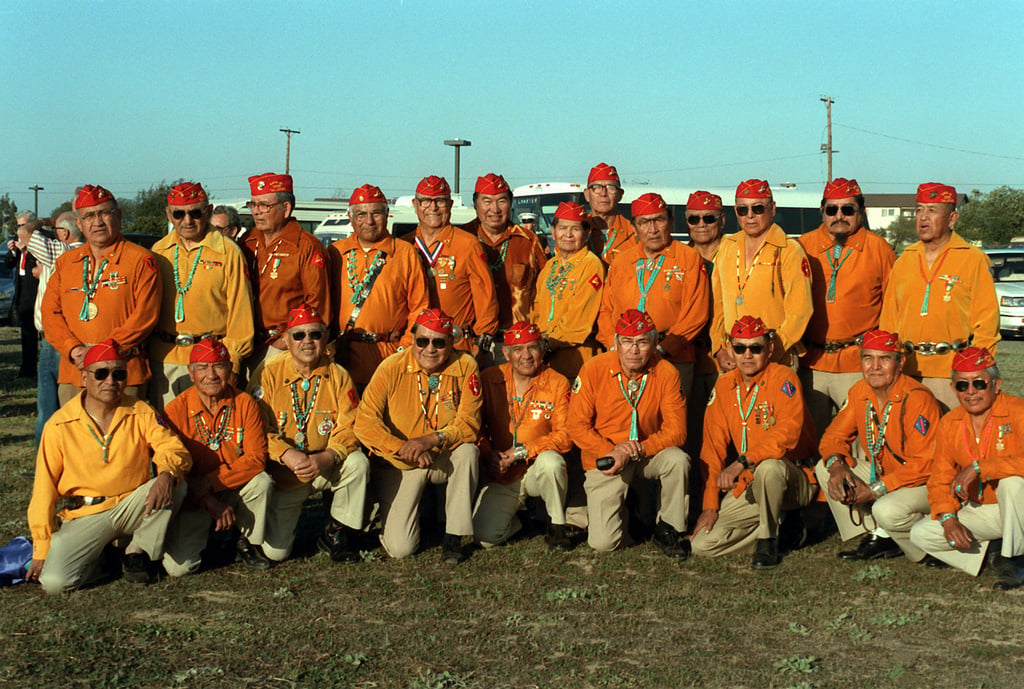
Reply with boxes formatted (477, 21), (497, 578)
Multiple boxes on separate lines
(819, 96), (836, 182)
(444, 139), (472, 195)
(280, 128), (300, 174)
(29, 185), (43, 217)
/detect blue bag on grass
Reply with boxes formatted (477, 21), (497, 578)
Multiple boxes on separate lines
(0, 536), (33, 586)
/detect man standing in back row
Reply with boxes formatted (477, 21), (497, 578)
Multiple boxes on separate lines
(584, 163), (636, 265)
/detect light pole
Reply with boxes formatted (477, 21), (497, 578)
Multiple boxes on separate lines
(28, 185), (43, 217)
(280, 127), (300, 174)
(444, 139), (471, 195)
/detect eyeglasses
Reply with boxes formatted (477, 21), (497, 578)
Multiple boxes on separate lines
(88, 367), (128, 382)
(731, 343), (765, 355)
(587, 183), (621, 195)
(415, 197), (449, 207)
(79, 209), (117, 223)
(824, 204), (858, 217)
(617, 337), (653, 351)
(171, 208), (205, 220)
(415, 336), (447, 349)
(735, 204), (767, 217)
(290, 329), (324, 341)
(686, 214), (720, 226)
(247, 200), (282, 213)
(635, 215), (670, 229)
(954, 379), (990, 392)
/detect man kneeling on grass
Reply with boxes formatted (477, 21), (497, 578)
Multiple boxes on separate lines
(26, 340), (191, 594)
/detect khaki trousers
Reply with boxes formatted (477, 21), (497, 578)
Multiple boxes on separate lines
(149, 361), (193, 410)
(375, 443), (479, 559)
(583, 447), (689, 552)
(799, 368), (862, 442)
(263, 451), (370, 562)
(910, 476), (1024, 575)
(691, 458), (814, 557)
(39, 477), (185, 595)
(161, 472), (274, 576)
(58, 384), (147, 408)
(472, 450), (567, 547)
(920, 376), (958, 413)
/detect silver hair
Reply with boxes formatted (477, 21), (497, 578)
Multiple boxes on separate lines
(55, 211), (84, 241)
(952, 365), (1000, 381)
(16, 210), (36, 222)
(211, 205), (241, 227)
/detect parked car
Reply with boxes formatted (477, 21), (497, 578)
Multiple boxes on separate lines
(985, 248), (1024, 338)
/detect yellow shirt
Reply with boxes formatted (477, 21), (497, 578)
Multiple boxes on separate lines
(530, 248), (605, 346)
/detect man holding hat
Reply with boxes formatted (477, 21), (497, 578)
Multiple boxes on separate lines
(583, 163), (635, 265)
(597, 192), (709, 399)
(693, 316), (817, 569)
(330, 184), (429, 387)
(567, 309), (690, 558)
(881, 183), (999, 411)
(473, 321), (573, 551)
(242, 172), (331, 368)
(149, 181), (254, 407)
(162, 339), (273, 574)
(26, 340), (191, 594)
(799, 178), (896, 437)
(247, 304), (370, 564)
(403, 175), (498, 357)
(710, 179), (813, 369)
(531, 201), (605, 379)
(42, 184), (163, 405)
(816, 329), (941, 562)
(910, 347), (1024, 589)
(355, 308), (482, 563)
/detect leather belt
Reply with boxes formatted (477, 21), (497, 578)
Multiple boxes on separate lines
(903, 337), (971, 356)
(343, 329), (403, 344)
(807, 336), (863, 353)
(63, 495), (108, 510)
(156, 332), (223, 347)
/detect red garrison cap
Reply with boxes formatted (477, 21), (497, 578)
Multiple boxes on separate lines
(588, 163), (620, 184)
(917, 182), (957, 205)
(475, 173), (510, 195)
(167, 182), (208, 206)
(83, 339), (126, 367)
(287, 304), (324, 329)
(504, 321), (542, 346)
(860, 329), (900, 353)
(74, 185), (114, 210)
(416, 175), (451, 198)
(615, 309), (657, 337)
(190, 338), (230, 364)
(554, 201), (588, 223)
(248, 173), (293, 195)
(686, 191), (722, 211)
(349, 184), (386, 206)
(415, 308), (453, 335)
(730, 315), (770, 339)
(736, 179), (772, 200)
(952, 347), (996, 372)
(823, 178), (862, 200)
(631, 192), (668, 218)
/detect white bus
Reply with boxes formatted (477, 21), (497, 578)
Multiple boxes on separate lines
(219, 198), (350, 235)
(312, 198), (477, 247)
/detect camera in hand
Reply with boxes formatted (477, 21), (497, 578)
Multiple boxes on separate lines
(595, 456), (614, 470)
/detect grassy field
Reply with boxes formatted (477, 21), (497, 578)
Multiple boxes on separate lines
(2, 327), (1024, 689)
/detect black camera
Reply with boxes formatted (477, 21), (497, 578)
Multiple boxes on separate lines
(595, 456), (614, 470)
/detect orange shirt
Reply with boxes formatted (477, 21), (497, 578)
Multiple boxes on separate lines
(163, 385), (267, 496)
(597, 240), (709, 363)
(479, 364), (572, 484)
(566, 351), (686, 470)
(819, 375), (940, 492)
(591, 213), (637, 266)
(41, 238), (162, 386)
(799, 225), (896, 373)
(29, 394), (191, 559)
(531, 248), (605, 347)
(701, 363), (816, 510)
(927, 393), (1024, 519)
(242, 219), (331, 335)
(464, 220), (547, 329)
(329, 232), (430, 385)
(355, 348), (483, 470)
(710, 224), (813, 362)
(880, 233), (999, 378)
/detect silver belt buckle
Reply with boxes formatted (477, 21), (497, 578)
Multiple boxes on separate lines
(83, 496), (106, 506)
(175, 334), (196, 346)
(933, 342), (953, 355)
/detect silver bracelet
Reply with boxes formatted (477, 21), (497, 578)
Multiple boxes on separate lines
(869, 481), (888, 499)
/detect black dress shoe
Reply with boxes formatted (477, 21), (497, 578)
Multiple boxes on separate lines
(122, 552), (153, 584)
(441, 534), (465, 564)
(545, 524), (573, 552)
(920, 554), (949, 569)
(751, 538), (780, 570)
(318, 519), (360, 564)
(237, 537), (274, 570)
(992, 554), (1024, 590)
(838, 533), (903, 561)
(653, 521), (690, 561)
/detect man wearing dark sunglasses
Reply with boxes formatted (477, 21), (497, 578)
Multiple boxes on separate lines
(710, 179), (812, 372)
(355, 308), (482, 564)
(798, 178), (896, 441)
(583, 163), (634, 265)
(817, 330), (941, 564)
(693, 316), (816, 569)
(149, 182), (254, 408)
(881, 183), (999, 411)
(26, 340), (191, 594)
(910, 347), (1024, 589)
(247, 304), (369, 564)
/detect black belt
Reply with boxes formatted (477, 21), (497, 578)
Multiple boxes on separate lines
(156, 332), (223, 347)
(62, 495), (108, 510)
(806, 335), (863, 353)
(343, 329), (403, 344)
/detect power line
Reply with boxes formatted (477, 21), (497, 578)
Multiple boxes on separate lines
(835, 123), (1024, 162)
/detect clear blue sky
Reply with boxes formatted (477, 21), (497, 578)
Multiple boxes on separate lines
(3, 0), (1023, 217)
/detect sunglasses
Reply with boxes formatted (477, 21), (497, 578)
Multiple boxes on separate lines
(686, 214), (720, 226)
(89, 367), (128, 382)
(415, 337), (447, 349)
(171, 208), (204, 220)
(954, 379), (990, 392)
(291, 330), (324, 341)
(735, 204), (767, 217)
(731, 344), (765, 355)
(824, 204), (858, 217)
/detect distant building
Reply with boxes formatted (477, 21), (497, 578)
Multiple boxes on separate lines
(864, 192), (970, 232)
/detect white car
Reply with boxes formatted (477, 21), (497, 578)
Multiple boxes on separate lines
(986, 248), (1024, 338)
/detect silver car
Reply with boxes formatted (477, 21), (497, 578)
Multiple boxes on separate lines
(986, 248), (1024, 338)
